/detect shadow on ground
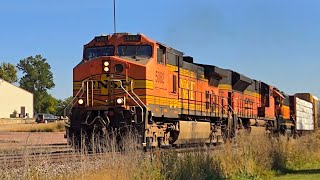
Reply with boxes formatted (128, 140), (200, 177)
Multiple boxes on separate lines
(280, 168), (320, 175)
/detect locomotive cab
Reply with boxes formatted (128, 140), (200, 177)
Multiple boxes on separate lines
(75, 33), (154, 108)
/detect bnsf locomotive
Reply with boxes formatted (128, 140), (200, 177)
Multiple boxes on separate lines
(66, 33), (319, 148)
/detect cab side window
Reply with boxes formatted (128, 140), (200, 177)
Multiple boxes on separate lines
(157, 48), (164, 64)
(157, 45), (166, 64)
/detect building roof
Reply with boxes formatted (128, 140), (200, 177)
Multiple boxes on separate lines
(0, 78), (33, 95)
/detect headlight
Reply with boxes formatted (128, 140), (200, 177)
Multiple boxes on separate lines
(103, 61), (110, 72)
(78, 99), (84, 105)
(116, 98), (124, 104)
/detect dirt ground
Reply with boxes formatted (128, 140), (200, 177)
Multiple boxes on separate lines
(0, 131), (67, 150)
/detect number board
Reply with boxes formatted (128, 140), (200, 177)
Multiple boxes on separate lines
(124, 35), (141, 42)
(95, 36), (109, 42)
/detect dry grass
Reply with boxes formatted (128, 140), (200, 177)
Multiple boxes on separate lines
(1, 130), (320, 180)
(0, 121), (65, 132)
(272, 131), (320, 171)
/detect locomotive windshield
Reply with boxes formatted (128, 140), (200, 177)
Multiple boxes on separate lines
(117, 45), (152, 58)
(85, 46), (114, 60)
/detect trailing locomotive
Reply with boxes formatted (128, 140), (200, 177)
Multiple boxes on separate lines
(65, 33), (319, 149)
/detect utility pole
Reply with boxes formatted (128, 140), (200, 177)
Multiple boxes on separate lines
(114, 0), (116, 33)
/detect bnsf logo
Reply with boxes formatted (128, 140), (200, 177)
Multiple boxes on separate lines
(80, 80), (129, 95)
(87, 80), (127, 89)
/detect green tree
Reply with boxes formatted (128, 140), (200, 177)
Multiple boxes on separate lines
(17, 55), (55, 113)
(42, 93), (59, 114)
(17, 55), (55, 93)
(33, 91), (58, 114)
(55, 96), (73, 116)
(0, 62), (18, 83)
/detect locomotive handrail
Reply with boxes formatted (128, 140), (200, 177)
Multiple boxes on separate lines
(84, 80), (94, 107)
(64, 81), (85, 118)
(111, 80), (144, 124)
(228, 104), (236, 114)
(130, 81), (147, 108)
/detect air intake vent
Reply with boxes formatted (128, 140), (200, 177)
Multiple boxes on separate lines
(232, 72), (251, 92)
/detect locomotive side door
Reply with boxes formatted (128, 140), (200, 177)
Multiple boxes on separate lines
(154, 46), (168, 117)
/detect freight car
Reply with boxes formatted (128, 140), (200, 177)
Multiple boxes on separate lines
(65, 33), (319, 149)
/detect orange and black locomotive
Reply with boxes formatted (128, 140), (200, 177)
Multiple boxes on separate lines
(66, 33), (319, 149)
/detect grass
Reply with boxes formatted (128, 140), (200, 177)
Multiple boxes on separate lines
(0, 121), (66, 132)
(76, 130), (320, 180)
(0, 129), (319, 179)
(273, 173), (320, 180)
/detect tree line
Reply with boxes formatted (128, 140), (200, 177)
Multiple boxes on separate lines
(0, 55), (72, 116)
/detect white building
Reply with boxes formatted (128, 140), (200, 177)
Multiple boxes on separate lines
(0, 79), (33, 118)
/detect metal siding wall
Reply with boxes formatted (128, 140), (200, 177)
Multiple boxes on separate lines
(296, 97), (314, 130)
(0, 80), (33, 118)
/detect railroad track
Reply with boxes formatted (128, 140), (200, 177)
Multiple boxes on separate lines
(0, 142), (223, 169)
(0, 129), (264, 168)
(0, 143), (73, 167)
(0, 143), (72, 156)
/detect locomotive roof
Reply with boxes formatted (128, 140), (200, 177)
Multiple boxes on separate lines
(156, 41), (184, 56)
(86, 33), (283, 91)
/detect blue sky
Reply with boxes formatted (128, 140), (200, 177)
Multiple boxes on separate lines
(0, 0), (319, 99)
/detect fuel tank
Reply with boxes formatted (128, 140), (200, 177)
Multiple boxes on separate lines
(172, 121), (211, 145)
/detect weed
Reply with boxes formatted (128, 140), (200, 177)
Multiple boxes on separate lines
(1, 130), (320, 179)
